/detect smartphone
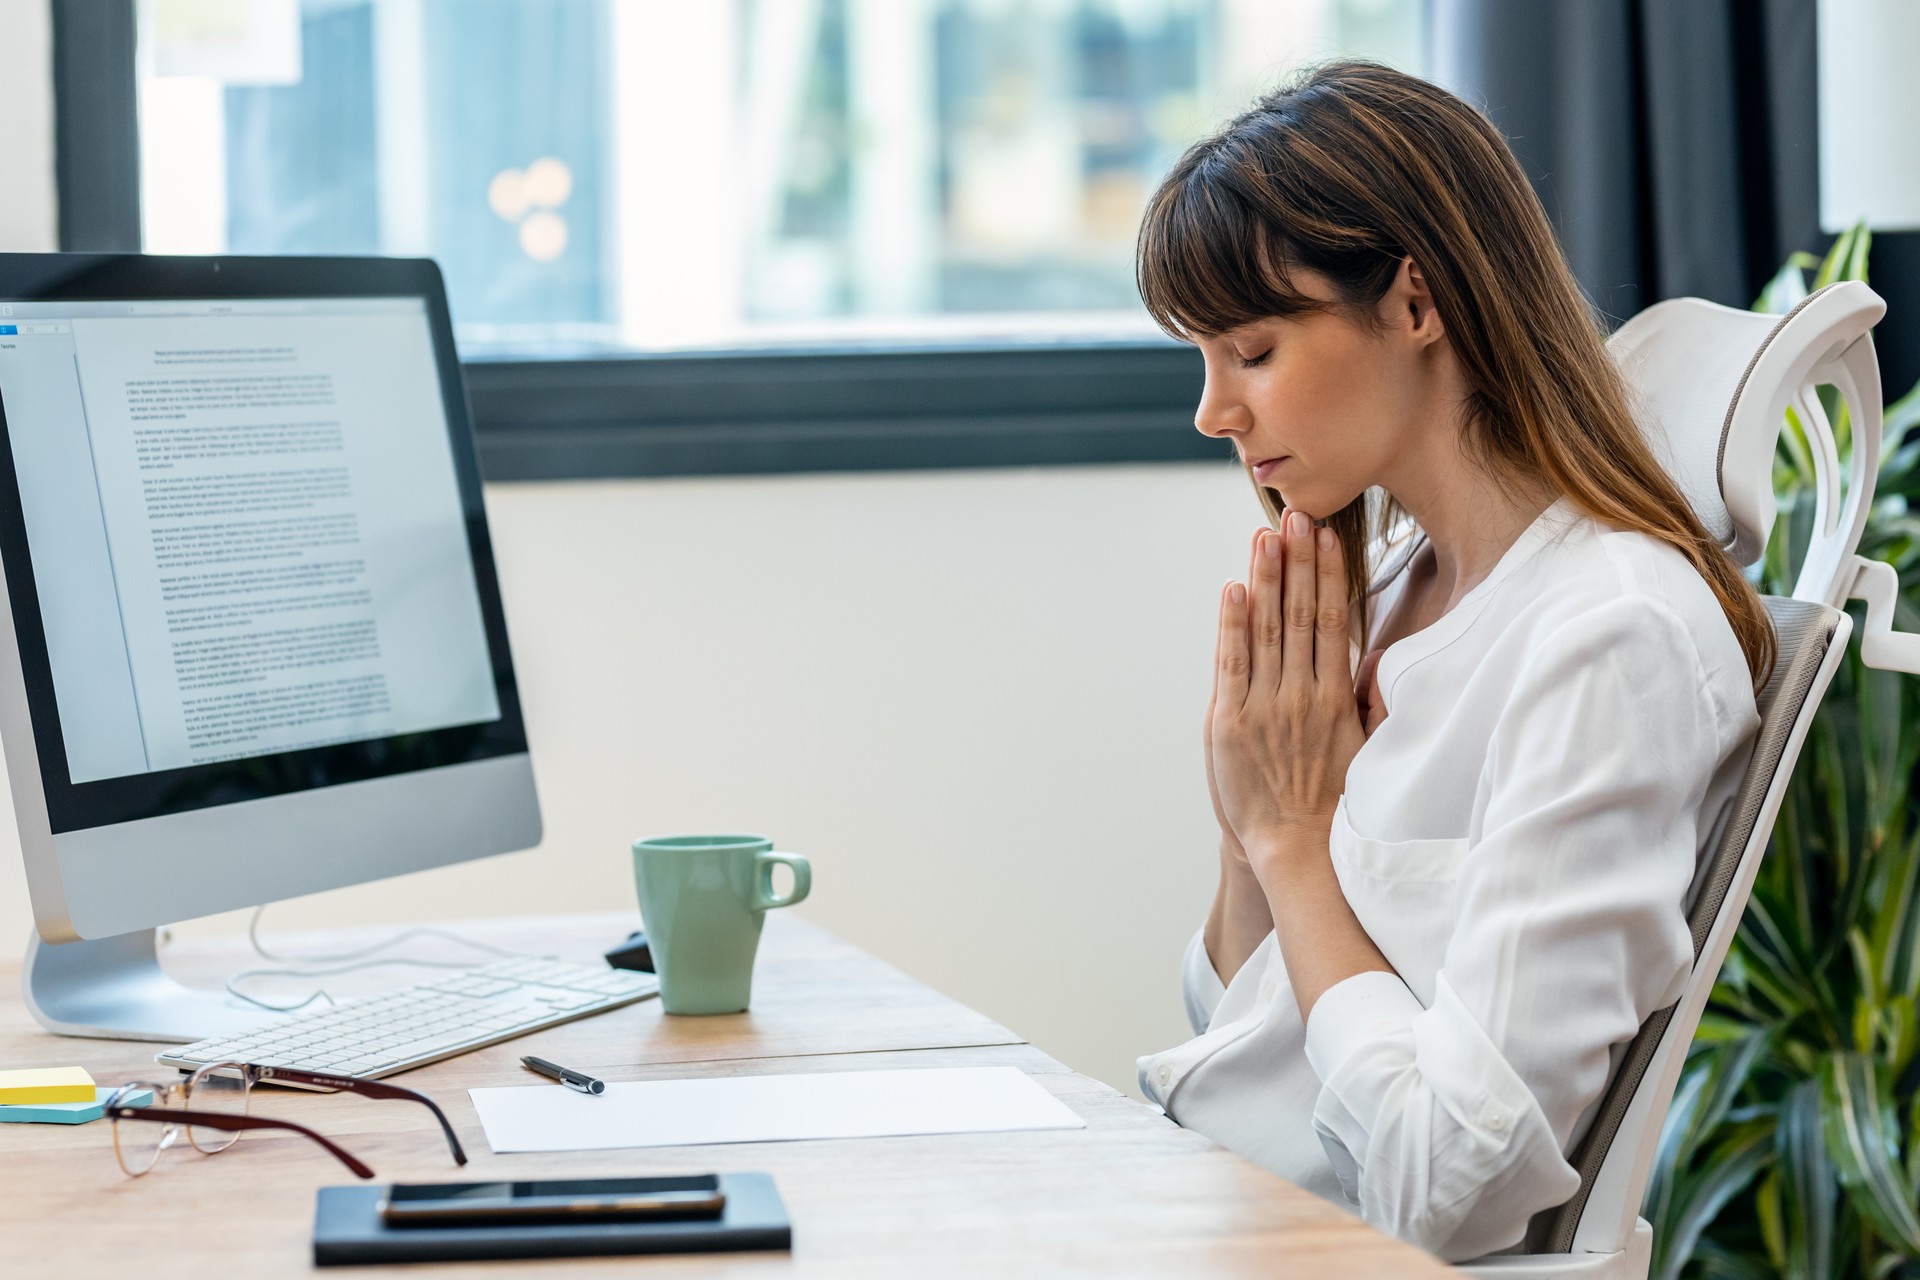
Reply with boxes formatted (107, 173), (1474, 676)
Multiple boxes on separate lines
(377, 1175), (726, 1227)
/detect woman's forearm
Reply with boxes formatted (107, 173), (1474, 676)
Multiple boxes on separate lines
(1249, 826), (1395, 1022)
(1203, 841), (1275, 987)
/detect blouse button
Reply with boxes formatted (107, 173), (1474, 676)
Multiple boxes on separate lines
(1155, 1064), (1173, 1088)
(1484, 1107), (1509, 1132)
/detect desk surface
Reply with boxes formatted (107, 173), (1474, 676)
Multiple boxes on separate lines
(0, 912), (1451, 1278)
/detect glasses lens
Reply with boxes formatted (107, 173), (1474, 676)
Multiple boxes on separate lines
(183, 1065), (250, 1154)
(110, 1085), (179, 1176)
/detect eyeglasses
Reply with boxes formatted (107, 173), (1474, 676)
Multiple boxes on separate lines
(103, 1061), (468, 1179)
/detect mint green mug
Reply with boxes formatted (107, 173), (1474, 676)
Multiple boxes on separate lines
(630, 834), (812, 1015)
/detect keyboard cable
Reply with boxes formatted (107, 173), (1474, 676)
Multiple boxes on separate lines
(216, 905), (560, 1014)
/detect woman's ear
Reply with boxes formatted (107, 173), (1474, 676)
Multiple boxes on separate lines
(1394, 256), (1445, 345)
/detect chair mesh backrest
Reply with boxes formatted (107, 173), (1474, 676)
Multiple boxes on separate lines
(1523, 597), (1841, 1254)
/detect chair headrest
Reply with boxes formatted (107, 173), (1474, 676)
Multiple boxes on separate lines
(1608, 282), (1885, 567)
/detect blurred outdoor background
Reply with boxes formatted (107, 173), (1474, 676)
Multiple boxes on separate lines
(136, 0), (1423, 350)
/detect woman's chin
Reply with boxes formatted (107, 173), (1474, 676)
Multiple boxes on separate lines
(1267, 487), (1311, 518)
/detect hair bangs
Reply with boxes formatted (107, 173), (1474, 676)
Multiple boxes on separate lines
(1135, 152), (1323, 342)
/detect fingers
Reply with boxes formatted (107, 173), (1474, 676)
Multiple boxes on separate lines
(1233, 524), (1264, 701)
(1211, 565), (1229, 692)
(1217, 579), (1250, 711)
(1205, 601), (1219, 742)
(1207, 568), (1231, 735)
(1249, 525), (1285, 695)
(1313, 522), (1350, 688)
(1281, 509), (1317, 678)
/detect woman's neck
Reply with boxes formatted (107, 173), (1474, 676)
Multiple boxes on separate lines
(1381, 428), (1557, 612)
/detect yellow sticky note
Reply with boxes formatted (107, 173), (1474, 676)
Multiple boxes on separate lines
(0, 1066), (97, 1105)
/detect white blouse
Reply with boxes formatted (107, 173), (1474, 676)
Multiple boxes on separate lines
(1137, 496), (1761, 1262)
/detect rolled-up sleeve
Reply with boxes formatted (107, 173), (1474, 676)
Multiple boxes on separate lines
(1301, 598), (1733, 1261)
(1181, 927), (1227, 1035)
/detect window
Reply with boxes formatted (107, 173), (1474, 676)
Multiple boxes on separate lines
(137, 0), (1427, 356)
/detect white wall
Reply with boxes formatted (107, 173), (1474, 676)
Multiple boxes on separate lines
(0, 0), (56, 253)
(0, 2), (1253, 1094)
(0, 466), (1255, 1094)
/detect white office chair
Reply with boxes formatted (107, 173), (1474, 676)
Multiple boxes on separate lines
(1460, 279), (1917, 1278)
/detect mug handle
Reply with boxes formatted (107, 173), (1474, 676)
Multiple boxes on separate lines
(754, 852), (812, 911)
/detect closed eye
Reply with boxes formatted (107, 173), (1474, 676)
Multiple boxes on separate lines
(1237, 349), (1272, 369)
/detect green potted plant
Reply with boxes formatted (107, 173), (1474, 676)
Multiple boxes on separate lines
(1644, 222), (1920, 1279)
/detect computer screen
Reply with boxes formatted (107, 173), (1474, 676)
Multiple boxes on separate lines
(0, 260), (549, 1028)
(0, 259), (532, 862)
(0, 297), (499, 786)
(0, 255), (539, 972)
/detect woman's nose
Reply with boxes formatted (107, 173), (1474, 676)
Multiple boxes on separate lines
(1193, 378), (1248, 439)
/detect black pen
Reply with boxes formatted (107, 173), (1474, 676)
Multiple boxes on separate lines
(520, 1055), (606, 1095)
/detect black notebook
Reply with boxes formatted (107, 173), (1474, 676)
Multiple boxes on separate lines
(312, 1173), (791, 1266)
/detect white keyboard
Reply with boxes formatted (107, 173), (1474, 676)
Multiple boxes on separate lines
(156, 956), (659, 1080)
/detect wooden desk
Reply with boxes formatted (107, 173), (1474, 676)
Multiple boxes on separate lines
(0, 912), (1451, 1278)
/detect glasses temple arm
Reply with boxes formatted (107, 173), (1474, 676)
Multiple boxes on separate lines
(109, 1106), (376, 1180)
(384, 1089), (467, 1165)
(261, 1068), (468, 1165)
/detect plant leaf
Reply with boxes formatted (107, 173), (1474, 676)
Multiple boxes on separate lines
(1821, 1052), (1920, 1251)
(1685, 1028), (1778, 1161)
(1778, 1078), (1838, 1280)
(1647, 1058), (1714, 1231)
(1883, 377), (1920, 457)
(1757, 1169), (1788, 1271)
(1649, 1118), (1775, 1280)
(1694, 1235), (1793, 1280)
(1756, 253), (1820, 315)
(1845, 223), (1873, 282)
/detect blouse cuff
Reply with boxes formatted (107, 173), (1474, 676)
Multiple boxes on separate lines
(1181, 928), (1228, 1035)
(1302, 968), (1424, 1084)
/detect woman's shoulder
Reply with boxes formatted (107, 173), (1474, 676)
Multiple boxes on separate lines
(1368, 499), (1731, 638)
(1507, 508), (1757, 719)
(1527, 507), (1730, 622)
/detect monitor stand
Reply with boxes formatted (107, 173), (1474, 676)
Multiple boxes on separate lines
(24, 928), (283, 1043)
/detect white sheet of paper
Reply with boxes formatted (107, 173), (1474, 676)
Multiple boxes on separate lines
(469, 1066), (1085, 1153)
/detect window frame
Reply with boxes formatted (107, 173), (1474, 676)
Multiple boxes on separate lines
(50, 1), (1218, 481)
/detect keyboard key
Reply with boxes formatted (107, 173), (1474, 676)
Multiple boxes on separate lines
(541, 994), (601, 1011)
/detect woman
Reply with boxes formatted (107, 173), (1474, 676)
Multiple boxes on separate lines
(1132, 62), (1768, 1261)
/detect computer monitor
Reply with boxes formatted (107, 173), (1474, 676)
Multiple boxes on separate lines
(0, 254), (540, 1041)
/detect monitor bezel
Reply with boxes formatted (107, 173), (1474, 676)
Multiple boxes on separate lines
(0, 253), (529, 834)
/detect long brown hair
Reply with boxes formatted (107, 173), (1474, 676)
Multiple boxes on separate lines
(1135, 60), (1775, 688)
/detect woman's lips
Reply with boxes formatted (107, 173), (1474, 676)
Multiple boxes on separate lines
(1251, 456), (1287, 484)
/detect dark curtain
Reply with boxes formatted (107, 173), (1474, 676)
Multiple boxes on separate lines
(1429, 0), (1920, 398)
